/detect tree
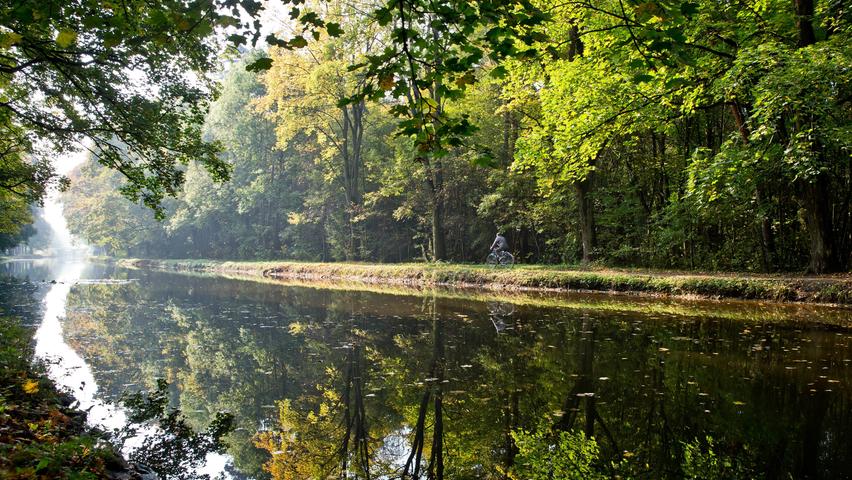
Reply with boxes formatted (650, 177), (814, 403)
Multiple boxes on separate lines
(499, 0), (851, 272)
(0, 0), (241, 217)
(245, 0), (548, 260)
(352, 0), (547, 260)
(258, 1), (383, 260)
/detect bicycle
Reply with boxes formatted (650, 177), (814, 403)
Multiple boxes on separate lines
(486, 249), (514, 268)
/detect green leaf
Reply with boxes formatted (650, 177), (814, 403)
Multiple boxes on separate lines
(215, 15), (240, 27)
(0, 32), (23, 49)
(680, 2), (700, 15)
(666, 28), (687, 43)
(227, 34), (246, 47)
(300, 11), (321, 26)
(289, 36), (308, 48)
(375, 8), (392, 26)
(245, 57), (274, 72)
(103, 35), (121, 48)
(455, 72), (476, 87)
(266, 34), (288, 47)
(632, 73), (654, 83)
(422, 96), (438, 109)
(326, 22), (344, 37)
(336, 97), (353, 108)
(628, 59), (647, 69)
(665, 77), (690, 89)
(56, 29), (77, 48)
(489, 65), (508, 78)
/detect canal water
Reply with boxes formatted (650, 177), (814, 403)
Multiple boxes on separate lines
(1, 259), (851, 479)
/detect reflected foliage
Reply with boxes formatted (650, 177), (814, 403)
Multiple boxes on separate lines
(118, 379), (235, 480)
(50, 269), (852, 479)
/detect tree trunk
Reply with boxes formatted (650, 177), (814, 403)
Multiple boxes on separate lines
(755, 187), (778, 271)
(800, 175), (838, 273)
(793, 0), (838, 273)
(574, 172), (596, 263)
(427, 20), (449, 262)
(794, 0), (817, 47)
(341, 100), (365, 261)
(431, 191), (447, 261)
(566, 18), (596, 264)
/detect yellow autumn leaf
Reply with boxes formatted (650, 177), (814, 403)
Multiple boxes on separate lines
(23, 379), (39, 394)
(56, 29), (77, 48)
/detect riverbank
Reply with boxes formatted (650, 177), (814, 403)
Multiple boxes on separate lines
(118, 259), (852, 305)
(0, 313), (141, 479)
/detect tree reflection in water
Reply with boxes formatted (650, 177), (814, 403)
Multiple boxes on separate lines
(35, 268), (852, 479)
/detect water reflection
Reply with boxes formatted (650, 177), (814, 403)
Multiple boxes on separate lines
(1, 260), (234, 477)
(3, 264), (852, 479)
(33, 260), (128, 430)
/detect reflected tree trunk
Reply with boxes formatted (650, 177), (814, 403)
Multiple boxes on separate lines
(339, 342), (371, 478)
(502, 391), (520, 475)
(554, 321), (619, 456)
(799, 389), (828, 478)
(403, 307), (446, 479)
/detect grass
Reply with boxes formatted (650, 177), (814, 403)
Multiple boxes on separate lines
(166, 270), (852, 326)
(118, 258), (852, 306)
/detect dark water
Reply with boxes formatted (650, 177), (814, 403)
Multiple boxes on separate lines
(2, 260), (852, 479)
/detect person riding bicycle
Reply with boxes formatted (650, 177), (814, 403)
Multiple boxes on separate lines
(490, 232), (509, 254)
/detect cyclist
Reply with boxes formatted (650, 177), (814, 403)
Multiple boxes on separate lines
(490, 232), (509, 255)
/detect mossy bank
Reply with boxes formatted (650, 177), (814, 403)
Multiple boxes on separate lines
(118, 259), (852, 306)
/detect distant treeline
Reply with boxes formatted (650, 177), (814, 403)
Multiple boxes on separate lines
(53, 0), (851, 273)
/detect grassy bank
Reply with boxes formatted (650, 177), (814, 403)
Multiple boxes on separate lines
(118, 259), (852, 305)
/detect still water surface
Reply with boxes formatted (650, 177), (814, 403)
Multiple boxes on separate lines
(2, 259), (851, 479)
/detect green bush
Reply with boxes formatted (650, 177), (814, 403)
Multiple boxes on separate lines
(510, 429), (608, 480)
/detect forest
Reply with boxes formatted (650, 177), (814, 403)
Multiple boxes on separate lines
(2, 0), (850, 273)
(2, 2), (852, 478)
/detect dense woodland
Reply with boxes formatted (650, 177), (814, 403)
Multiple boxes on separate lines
(1, 0), (850, 272)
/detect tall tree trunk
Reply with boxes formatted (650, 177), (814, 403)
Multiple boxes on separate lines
(575, 171), (596, 264)
(566, 19), (596, 264)
(431, 185), (447, 261)
(341, 100), (365, 260)
(792, 0), (838, 272)
(800, 175), (837, 273)
(794, 0), (817, 47)
(425, 20), (448, 262)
